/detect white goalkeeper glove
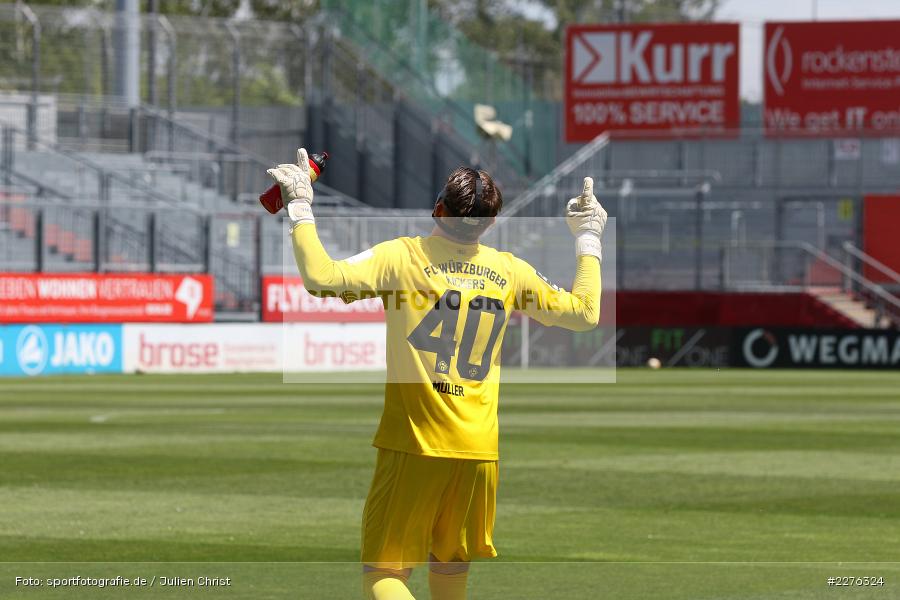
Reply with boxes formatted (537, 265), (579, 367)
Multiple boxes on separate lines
(267, 148), (315, 231)
(566, 176), (607, 262)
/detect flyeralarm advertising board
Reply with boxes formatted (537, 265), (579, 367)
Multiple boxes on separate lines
(0, 273), (213, 323)
(261, 275), (384, 322)
(764, 20), (900, 136)
(565, 23), (740, 141)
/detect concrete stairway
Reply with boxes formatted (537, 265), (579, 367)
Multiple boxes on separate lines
(812, 289), (892, 328)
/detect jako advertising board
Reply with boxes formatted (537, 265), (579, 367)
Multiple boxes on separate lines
(0, 324), (123, 376)
(565, 22), (740, 141)
(0, 273), (214, 323)
(764, 20), (900, 135)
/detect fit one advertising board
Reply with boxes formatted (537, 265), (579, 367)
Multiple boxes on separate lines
(261, 275), (384, 322)
(0, 324), (123, 376)
(764, 20), (900, 136)
(565, 22), (740, 141)
(0, 273), (214, 323)
(501, 324), (731, 369)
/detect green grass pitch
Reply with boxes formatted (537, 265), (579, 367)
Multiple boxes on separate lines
(1, 369), (898, 598)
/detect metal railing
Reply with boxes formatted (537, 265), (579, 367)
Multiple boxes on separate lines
(592, 128), (900, 192)
(135, 102), (369, 209)
(720, 240), (900, 327)
(0, 117), (188, 207)
(4, 190), (899, 327)
(0, 197), (264, 314)
(843, 242), (900, 286)
(503, 133), (610, 219)
(841, 241), (900, 327)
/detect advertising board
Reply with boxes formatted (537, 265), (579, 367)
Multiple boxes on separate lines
(0, 324), (123, 376)
(0, 273), (213, 323)
(764, 20), (900, 135)
(735, 328), (900, 369)
(122, 323), (386, 373)
(565, 22), (740, 141)
(261, 276), (384, 322)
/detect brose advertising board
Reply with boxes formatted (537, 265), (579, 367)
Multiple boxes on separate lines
(565, 22), (740, 141)
(122, 323), (386, 374)
(764, 20), (900, 135)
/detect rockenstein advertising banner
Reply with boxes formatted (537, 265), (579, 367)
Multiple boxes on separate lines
(764, 20), (900, 136)
(565, 22), (740, 141)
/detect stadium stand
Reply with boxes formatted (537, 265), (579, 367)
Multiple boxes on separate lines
(0, 1), (898, 327)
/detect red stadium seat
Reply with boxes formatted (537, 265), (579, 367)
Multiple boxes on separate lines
(58, 229), (76, 256)
(74, 238), (93, 263)
(46, 223), (60, 250)
(10, 206), (26, 233)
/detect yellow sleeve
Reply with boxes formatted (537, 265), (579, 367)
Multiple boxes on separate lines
(291, 223), (403, 301)
(512, 255), (601, 331)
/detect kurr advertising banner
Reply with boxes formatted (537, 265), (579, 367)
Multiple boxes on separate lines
(0, 273), (213, 323)
(565, 22), (740, 141)
(764, 20), (900, 135)
(261, 275), (384, 322)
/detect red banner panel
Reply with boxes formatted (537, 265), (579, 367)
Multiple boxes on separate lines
(764, 20), (900, 136)
(565, 22), (740, 141)
(0, 273), (214, 323)
(863, 195), (900, 283)
(261, 276), (385, 323)
(615, 291), (858, 328)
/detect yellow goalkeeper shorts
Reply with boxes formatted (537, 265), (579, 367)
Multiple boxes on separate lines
(361, 448), (499, 569)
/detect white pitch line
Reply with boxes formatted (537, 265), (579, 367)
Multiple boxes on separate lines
(88, 408), (226, 423)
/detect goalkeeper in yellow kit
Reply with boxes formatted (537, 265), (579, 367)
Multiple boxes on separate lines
(268, 149), (606, 600)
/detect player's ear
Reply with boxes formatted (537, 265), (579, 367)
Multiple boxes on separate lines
(433, 202), (445, 217)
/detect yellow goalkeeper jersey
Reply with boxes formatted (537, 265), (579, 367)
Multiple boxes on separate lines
(292, 223), (601, 460)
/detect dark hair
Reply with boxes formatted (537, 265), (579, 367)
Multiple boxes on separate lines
(440, 167), (503, 218)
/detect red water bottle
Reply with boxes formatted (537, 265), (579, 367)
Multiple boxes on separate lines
(259, 151), (330, 214)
